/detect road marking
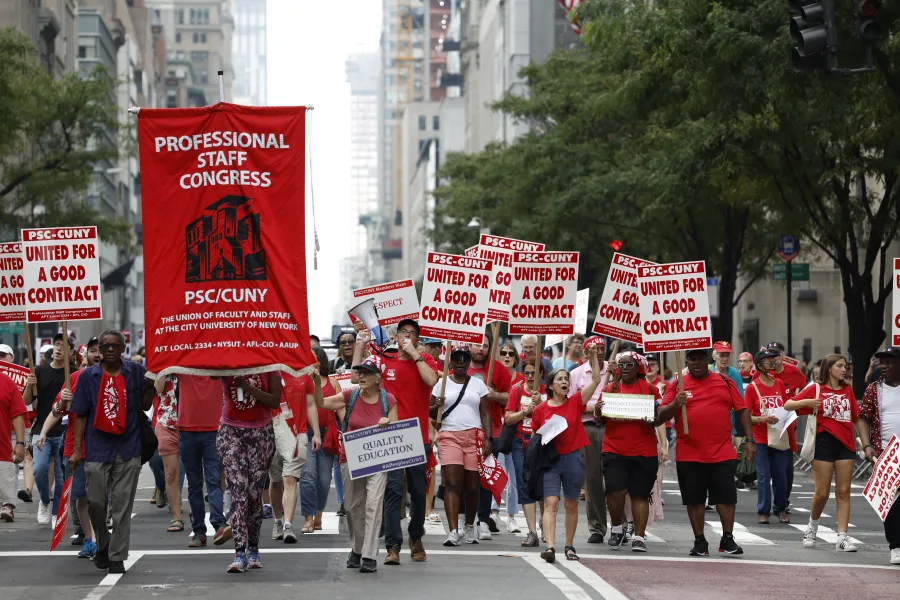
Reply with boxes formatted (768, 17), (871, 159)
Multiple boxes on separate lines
(424, 517), (447, 537)
(788, 524), (862, 546)
(643, 531), (666, 543)
(82, 553), (144, 600)
(706, 521), (774, 545)
(789, 508), (834, 518)
(558, 558), (630, 600)
(521, 554), (594, 600)
(793, 493), (865, 498)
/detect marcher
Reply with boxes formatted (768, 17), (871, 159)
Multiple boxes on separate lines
(568, 336), (609, 544)
(0, 365), (27, 523)
(299, 362), (334, 534)
(314, 362), (397, 573)
(519, 335), (553, 385)
(738, 352), (754, 385)
(153, 375), (185, 533)
(744, 348), (791, 525)
(765, 342), (805, 511)
(552, 334), (585, 371)
(331, 331), (357, 373)
(1, 345), (33, 509)
(216, 371), (281, 572)
(858, 346), (900, 565)
(784, 354), (860, 552)
(531, 344), (602, 563)
(500, 342), (524, 386)
(658, 348), (755, 557)
(70, 330), (155, 574)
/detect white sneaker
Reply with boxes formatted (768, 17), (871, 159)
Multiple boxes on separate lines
(51, 515), (57, 530)
(458, 515), (464, 532)
(890, 548), (900, 565)
(464, 524), (479, 544)
(506, 515), (521, 534)
(36, 502), (50, 526)
(836, 535), (857, 552)
(802, 525), (817, 548)
(477, 521), (492, 540)
(443, 530), (462, 547)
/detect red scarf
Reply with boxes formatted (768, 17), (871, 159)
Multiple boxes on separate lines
(94, 372), (127, 434)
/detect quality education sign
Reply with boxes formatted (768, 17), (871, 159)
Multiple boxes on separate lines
(637, 261), (711, 353)
(343, 418), (426, 480)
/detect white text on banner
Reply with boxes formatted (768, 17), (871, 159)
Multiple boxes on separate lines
(592, 252), (656, 344)
(419, 252), (492, 343)
(0, 242), (25, 323)
(637, 261), (711, 352)
(351, 279), (420, 326)
(475, 234), (544, 322)
(509, 251), (579, 335)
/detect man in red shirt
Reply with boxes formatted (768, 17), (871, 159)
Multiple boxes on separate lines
(659, 348), (756, 557)
(0, 371), (27, 522)
(764, 341), (805, 511)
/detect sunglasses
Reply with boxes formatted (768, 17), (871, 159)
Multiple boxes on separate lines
(339, 340), (355, 346)
(499, 351), (517, 357)
(99, 343), (125, 351)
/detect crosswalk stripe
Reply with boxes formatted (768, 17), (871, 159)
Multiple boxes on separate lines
(788, 524), (862, 545)
(706, 521), (774, 545)
(643, 530), (666, 543)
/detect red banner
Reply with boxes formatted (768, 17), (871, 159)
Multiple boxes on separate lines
(137, 104), (316, 377)
(476, 433), (509, 504)
(50, 476), (72, 552)
(0, 362), (30, 392)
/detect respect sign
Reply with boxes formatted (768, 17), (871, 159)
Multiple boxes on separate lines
(0, 242), (25, 323)
(637, 261), (711, 352)
(351, 279), (420, 326)
(593, 252), (656, 344)
(343, 418), (426, 479)
(864, 435), (900, 521)
(509, 251), (579, 335)
(419, 252), (492, 344)
(21, 227), (101, 323)
(475, 234), (544, 322)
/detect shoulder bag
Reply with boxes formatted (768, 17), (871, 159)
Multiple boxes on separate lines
(497, 382), (523, 454)
(798, 383), (820, 463)
(441, 376), (470, 421)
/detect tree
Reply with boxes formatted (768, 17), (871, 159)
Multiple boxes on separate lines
(0, 28), (131, 246)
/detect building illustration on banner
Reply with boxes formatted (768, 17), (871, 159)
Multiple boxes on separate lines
(185, 195), (267, 283)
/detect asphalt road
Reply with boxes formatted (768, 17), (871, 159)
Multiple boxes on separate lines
(1, 461), (897, 600)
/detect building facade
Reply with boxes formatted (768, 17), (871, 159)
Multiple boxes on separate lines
(232, 0), (266, 105)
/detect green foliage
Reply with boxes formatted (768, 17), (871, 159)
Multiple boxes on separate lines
(0, 28), (132, 247)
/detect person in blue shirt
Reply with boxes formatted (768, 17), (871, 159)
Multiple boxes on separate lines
(552, 334), (586, 372)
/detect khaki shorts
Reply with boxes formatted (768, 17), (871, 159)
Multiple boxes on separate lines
(269, 414), (307, 482)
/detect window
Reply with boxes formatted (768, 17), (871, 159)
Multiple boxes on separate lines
(418, 115), (426, 130)
(199, 70), (208, 84)
(191, 51), (208, 62)
(175, 32), (181, 43)
(189, 9), (196, 24)
(201, 33), (207, 43)
(193, 32), (198, 43)
(433, 116), (440, 130)
(176, 9), (184, 25)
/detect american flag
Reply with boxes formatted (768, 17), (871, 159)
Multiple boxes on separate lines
(557, 0), (585, 35)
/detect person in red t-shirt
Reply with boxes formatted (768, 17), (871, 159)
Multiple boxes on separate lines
(744, 348), (791, 525)
(594, 351), (664, 552)
(765, 341), (806, 510)
(784, 353), (860, 552)
(0, 372), (27, 523)
(659, 348), (755, 558)
(530, 345), (601, 563)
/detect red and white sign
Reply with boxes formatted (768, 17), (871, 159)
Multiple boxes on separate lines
(419, 252), (492, 344)
(21, 227), (101, 323)
(0, 362), (30, 393)
(137, 104), (316, 378)
(334, 372), (359, 391)
(863, 435), (900, 521)
(893, 259), (900, 346)
(50, 476), (72, 552)
(464, 245), (479, 258)
(474, 234), (544, 322)
(637, 261), (711, 352)
(0, 243), (25, 323)
(351, 279), (419, 326)
(782, 356), (800, 367)
(546, 288), (590, 346)
(477, 432), (509, 504)
(509, 251), (579, 335)
(592, 252), (656, 344)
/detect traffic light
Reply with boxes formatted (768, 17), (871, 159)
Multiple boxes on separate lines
(789, 1), (834, 71)
(608, 240), (623, 251)
(857, 1), (884, 42)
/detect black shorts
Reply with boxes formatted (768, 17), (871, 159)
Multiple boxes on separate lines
(814, 431), (856, 462)
(603, 452), (659, 498)
(676, 460), (738, 506)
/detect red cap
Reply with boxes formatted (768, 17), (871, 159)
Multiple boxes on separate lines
(713, 341), (733, 353)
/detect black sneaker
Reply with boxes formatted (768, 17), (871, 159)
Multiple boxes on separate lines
(488, 517), (500, 533)
(705, 504), (715, 511)
(689, 538), (709, 557)
(346, 551), (362, 569)
(586, 533), (604, 544)
(719, 535), (743, 555)
(336, 503), (346, 517)
(608, 532), (626, 549)
(107, 561), (126, 574)
(94, 546), (111, 570)
(17, 489), (32, 503)
(631, 539), (648, 553)
(359, 558), (377, 573)
(71, 531), (85, 546)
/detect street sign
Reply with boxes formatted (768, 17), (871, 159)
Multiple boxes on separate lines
(707, 277), (719, 318)
(778, 234), (800, 263)
(0, 323), (24, 335)
(773, 263), (809, 281)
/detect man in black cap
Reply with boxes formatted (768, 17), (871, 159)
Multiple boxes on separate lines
(659, 348), (755, 557)
(763, 341), (806, 510)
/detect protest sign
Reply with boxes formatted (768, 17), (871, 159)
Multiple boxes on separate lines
(894, 259), (900, 345)
(509, 251), (579, 335)
(600, 393), (655, 420)
(546, 288), (590, 346)
(137, 104), (316, 378)
(592, 252), (656, 344)
(474, 234), (544, 322)
(477, 434), (509, 503)
(50, 476), (72, 552)
(419, 252), (492, 344)
(465, 245), (479, 258)
(351, 279), (420, 326)
(343, 418), (426, 479)
(21, 227), (101, 322)
(0, 242), (25, 323)
(0, 362), (31, 393)
(637, 261), (712, 352)
(863, 435), (900, 521)
(333, 372), (359, 391)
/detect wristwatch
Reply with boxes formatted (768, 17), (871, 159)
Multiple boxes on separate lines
(15, 441), (25, 447)
(414, 357), (424, 364)
(863, 444), (875, 452)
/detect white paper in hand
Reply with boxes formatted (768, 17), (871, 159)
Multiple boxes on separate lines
(537, 414), (568, 445)
(773, 407), (797, 437)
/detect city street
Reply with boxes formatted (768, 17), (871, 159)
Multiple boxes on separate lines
(1, 463), (896, 600)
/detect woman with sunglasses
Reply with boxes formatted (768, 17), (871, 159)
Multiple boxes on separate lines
(593, 352), (663, 552)
(531, 345), (602, 562)
(431, 347), (492, 547)
(332, 332), (357, 374)
(504, 360), (546, 547)
(500, 342), (525, 386)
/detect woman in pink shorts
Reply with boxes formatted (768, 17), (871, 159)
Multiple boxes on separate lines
(154, 375), (183, 533)
(430, 347), (491, 547)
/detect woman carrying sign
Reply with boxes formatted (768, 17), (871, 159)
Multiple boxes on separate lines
(430, 347), (492, 547)
(593, 352), (664, 552)
(784, 354), (860, 552)
(312, 362), (397, 573)
(531, 345), (601, 563)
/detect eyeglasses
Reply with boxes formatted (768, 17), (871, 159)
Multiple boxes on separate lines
(397, 329), (416, 336)
(618, 362), (637, 368)
(499, 351), (517, 357)
(524, 371), (536, 377)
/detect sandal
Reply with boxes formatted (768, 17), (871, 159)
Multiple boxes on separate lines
(167, 519), (185, 532)
(427, 513), (442, 523)
(540, 547), (556, 563)
(777, 512), (791, 524)
(565, 545), (580, 561)
(758, 515), (770, 525)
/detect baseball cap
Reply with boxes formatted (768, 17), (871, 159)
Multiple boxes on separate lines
(712, 341), (733, 354)
(644, 352), (660, 363)
(421, 337), (442, 346)
(450, 347), (471, 361)
(765, 341), (786, 353)
(39, 344), (53, 354)
(353, 362), (380, 375)
(875, 347), (900, 360)
(686, 348), (710, 358)
(0, 344), (13, 356)
(396, 319), (420, 336)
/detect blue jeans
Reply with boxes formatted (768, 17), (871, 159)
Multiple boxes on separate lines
(33, 434), (64, 514)
(498, 452), (517, 515)
(755, 443), (790, 516)
(179, 430), (224, 535)
(384, 447), (429, 549)
(333, 454), (344, 504)
(300, 430), (334, 516)
(511, 436), (534, 505)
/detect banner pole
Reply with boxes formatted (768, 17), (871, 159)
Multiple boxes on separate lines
(485, 322), (500, 386)
(535, 335), (543, 385)
(562, 336), (567, 369)
(217, 70), (225, 102)
(436, 339), (452, 426)
(674, 351), (689, 434)
(22, 322), (37, 395)
(61, 321), (71, 392)
(603, 339), (620, 390)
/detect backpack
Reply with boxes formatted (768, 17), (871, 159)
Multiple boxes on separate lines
(341, 387), (390, 432)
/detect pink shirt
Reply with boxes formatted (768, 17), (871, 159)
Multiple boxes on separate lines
(568, 360), (608, 423)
